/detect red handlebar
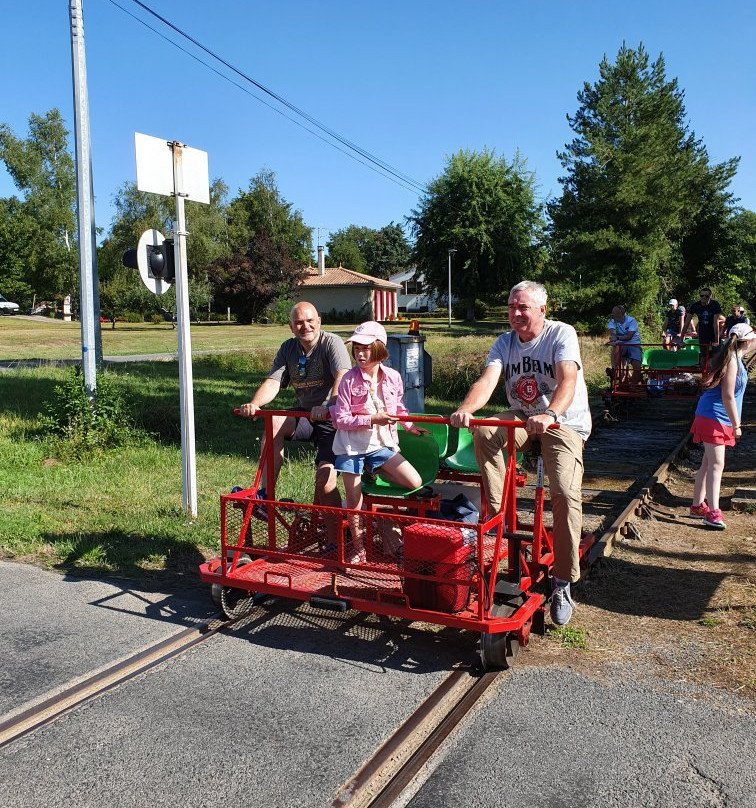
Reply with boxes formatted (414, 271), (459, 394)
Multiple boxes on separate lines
(232, 408), (559, 429)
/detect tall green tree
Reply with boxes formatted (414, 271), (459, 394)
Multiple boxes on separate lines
(227, 169), (312, 266)
(326, 222), (412, 278)
(207, 232), (306, 323)
(98, 179), (230, 317)
(409, 149), (543, 319)
(723, 209), (756, 311)
(547, 44), (740, 327)
(0, 197), (37, 303)
(326, 225), (369, 272)
(0, 109), (77, 302)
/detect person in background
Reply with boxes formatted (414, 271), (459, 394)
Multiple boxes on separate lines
(331, 321), (429, 563)
(661, 298), (686, 350)
(239, 301), (351, 510)
(722, 305), (750, 340)
(450, 281), (592, 627)
(689, 323), (756, 529)
(608, 305), (642, 385)
(681, 288), (724, 358)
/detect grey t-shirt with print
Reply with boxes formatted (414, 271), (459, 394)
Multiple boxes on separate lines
(485, 319), (592, 441)
(268, 331), (351, 411)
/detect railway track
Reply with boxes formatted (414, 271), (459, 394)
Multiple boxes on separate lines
(0, 615), (232, 749)
(331, 396), (700, 807)
(1, 395), (699, 807)
(509, 396), (696, 555)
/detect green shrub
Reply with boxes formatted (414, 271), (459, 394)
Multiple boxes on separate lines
(40, 368), (144, 460)
(123, 312), (143, 323)
(452, 300), (491, 320)
(266, 296), (296, 325)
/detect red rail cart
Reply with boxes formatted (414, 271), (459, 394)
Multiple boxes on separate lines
(603, 340), (709, 409)
(198, 411), (595, 669)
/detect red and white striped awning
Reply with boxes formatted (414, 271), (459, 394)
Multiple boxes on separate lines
(372, 288), (398, 322)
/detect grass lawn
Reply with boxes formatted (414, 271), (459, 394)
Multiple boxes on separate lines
(0, 316), (508, 360)
(0, 317), (610, 580)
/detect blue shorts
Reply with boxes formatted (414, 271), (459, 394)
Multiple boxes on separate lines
(620, 345), (642, 362)
(334, 447), (396, 476)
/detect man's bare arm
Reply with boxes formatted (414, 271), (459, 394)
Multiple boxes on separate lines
(239, 378), (281, 417)
(526, 360), (577, 435)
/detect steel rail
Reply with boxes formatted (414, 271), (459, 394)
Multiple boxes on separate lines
(587, 430), (692, 564)
(333, 669), (501, 808)
(0, 615), (231, 749)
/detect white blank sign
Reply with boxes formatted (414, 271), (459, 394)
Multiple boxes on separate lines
(135, 132), (210, 204)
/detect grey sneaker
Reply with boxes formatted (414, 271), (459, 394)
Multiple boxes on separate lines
(550, 578), (575, 626)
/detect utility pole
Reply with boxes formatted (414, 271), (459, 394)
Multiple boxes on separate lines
(69, 0), (103, 394)
(447, 248), (457, 329)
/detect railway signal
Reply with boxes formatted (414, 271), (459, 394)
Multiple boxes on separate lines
(122, 230), (175, 293)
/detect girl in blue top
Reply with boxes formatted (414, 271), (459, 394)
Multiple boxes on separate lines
(690, 323), (756, 528)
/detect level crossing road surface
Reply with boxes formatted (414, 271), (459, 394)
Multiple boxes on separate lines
(404, 668), (756, 808)
(0, 560), (214, 715)
(2, 559), (755, 807)
(1, 573), (470, 808)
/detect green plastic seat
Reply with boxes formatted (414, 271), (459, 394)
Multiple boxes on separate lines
(675, 347), (701, 368)
(684, 337), (699, 346)
(444, 426), (479, 472)
(643, 348), (679, 369)
(444, 425), (522, 473)
(361, 431), (440, 497)
(412, 413), (449, 458)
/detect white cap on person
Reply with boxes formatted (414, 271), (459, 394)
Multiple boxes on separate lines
(728, 323), (755, 341)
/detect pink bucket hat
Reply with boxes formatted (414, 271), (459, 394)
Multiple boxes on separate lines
(347, 321), (388, 346)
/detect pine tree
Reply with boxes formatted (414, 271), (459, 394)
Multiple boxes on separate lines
(548, 44), (739, 328)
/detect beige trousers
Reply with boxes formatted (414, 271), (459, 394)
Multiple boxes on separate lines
(473, 410), (585, 583)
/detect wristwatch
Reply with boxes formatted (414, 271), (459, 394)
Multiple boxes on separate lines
(544, 408), (558, 422)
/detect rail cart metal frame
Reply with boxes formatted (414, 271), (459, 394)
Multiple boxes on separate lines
(198, 410), (595, 669)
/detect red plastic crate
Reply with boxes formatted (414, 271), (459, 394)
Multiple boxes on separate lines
(403, 522), (473, 613)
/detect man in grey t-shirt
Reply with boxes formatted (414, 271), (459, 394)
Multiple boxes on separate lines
(239, 301), (351, 508)
(451, 281), (591, 627)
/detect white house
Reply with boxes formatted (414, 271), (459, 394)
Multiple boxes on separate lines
(389, 268), (445, 313)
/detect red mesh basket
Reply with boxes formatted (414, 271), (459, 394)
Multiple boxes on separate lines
(402, 522), (474, 613)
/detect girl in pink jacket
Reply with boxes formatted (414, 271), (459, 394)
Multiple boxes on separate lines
(331, 321), (428, 562)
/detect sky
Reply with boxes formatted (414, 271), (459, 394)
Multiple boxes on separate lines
(1, 0), (754, 257)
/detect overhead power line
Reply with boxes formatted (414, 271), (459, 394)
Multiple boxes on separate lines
(107, 0), (429, 197)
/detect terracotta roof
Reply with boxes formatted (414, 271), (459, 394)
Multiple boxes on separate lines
(300, 266), (400, 290)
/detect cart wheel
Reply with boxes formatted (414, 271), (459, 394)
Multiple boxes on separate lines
(211, 559), (257, 620)
(219, 584), (257, 620)
(480, 599), (523, 670)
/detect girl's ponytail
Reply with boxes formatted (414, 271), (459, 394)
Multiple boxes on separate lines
(702, 335), (738, 390)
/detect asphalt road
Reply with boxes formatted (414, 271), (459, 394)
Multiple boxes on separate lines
(2, 560), (754, 807)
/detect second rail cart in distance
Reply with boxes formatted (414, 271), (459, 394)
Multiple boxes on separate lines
(603, 339), (710, 413)
(198, 410), (596, 669)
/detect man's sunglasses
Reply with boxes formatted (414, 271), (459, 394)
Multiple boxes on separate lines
(297, 356), (308, 378)
(699, 293), (711, 299)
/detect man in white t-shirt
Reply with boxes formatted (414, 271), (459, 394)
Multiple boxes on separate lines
(450, 281), (591, 626)
(607, 305), (642, 386)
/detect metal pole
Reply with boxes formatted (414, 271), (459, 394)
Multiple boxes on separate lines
(447, 248), (456, 329)
(69, 0), (102, 394)
(171, 142), (198, 517)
